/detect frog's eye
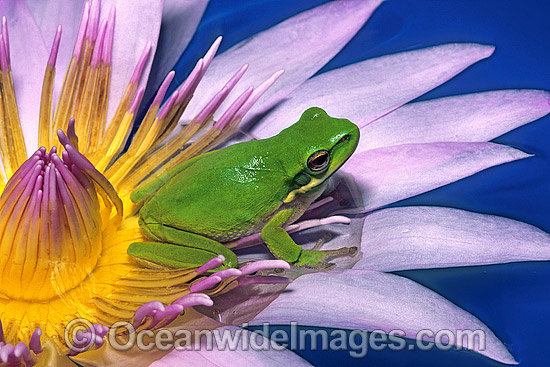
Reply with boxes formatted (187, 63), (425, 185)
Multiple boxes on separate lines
(307, 150), (330, 172)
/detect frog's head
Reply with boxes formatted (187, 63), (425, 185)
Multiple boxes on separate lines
(278, 107), (360, 202)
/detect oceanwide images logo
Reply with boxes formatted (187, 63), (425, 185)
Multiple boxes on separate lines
(64, 319), (487, 358)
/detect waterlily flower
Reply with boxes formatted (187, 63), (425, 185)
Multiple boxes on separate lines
(0, 0), (547, 366)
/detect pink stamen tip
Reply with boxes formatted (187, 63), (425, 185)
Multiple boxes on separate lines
(102, 7), (116, 64)
(201, 36), (222, 78)
(152, 71), (175, 107)
(0, 35), (8, 71)
(235, 70), (285, 120)
(286, 216), (352, 233)
(1, 16), (9, 65)
(233, 232), (262, 249)
(130, 42), (152, 85)
(306, 196), (334, 212)
(158, 90), (179, 120)
(129, 87), (145, 114)
(3, 155), (40, 191)
(86, 0), (101, 42)
(320, 215), (351, 225)
(48, 25), (62, 68)
(31, 175), (44, 202)
(73, 2), (90, 59)
(225, 64), (249, 91)
(173, 293), (214, 308)
(18, 343), (34, 366)
(93, 336), (104, 349)
(193, 86), (229, 124)
(63, 151), (72, 167)
(132, 301), (164, 328)
(212, 268), (242, 280)
(149, 304), (184, 329)
(67, 118), (78, 144)
(91, 19), (107, 67)
(0, 343), (14, 363)
(57, 129), (71, 148)
(196, 255), (225, 274)
(215, 87), (253, 130)
(237, 275), (292, 287)
(190, 275), (222, 293)
(63, 144), (123, 216)
(176, 59), (203, 104)
(240, 260), (290, 276)
(97, 324), (109, 339)
(13, 342), (29, 358)
(29, 328), (42, 354)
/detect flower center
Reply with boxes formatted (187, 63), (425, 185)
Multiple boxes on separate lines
(0, 122), (121, 301)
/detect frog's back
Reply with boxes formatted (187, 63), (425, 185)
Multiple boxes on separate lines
(147, 139), (291, 241)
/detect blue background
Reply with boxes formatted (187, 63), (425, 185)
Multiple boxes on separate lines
(174, 1), (550, 366)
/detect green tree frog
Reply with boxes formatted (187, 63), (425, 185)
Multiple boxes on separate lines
(128, 107), (360, 270)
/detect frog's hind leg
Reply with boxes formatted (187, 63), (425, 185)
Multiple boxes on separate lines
(129, 225), (237, 270)
(128, 242), (229, 270)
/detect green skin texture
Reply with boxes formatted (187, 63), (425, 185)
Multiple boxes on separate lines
(128, 107), (360, 270)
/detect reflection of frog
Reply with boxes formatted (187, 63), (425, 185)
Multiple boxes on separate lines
(129, 107), (360, 270)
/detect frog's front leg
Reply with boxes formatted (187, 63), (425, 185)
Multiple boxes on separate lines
(128, 224), (237, 270)
(261, 209), (357, 270)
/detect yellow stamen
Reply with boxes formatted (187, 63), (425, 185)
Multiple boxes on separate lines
(0, 1), (281, 357)
(39, 26), (63, 150)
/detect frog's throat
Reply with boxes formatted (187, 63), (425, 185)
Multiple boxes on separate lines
(284, 177), (324, 203)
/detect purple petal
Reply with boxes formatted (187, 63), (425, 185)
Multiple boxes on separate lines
(100, 0), (162, 123)
(359, 90), (550, 151)
(195, 281), (288, 327)
(0, 0), (49, 152)
(252, 43), (494, 139)
(143, 0), (208, 105)
(181, 0), (383, 126)
(339, 142), (529, 212)
(355, 206), (550, 271)
(252, 270), (516, 364)
(150, 326), (312, 367)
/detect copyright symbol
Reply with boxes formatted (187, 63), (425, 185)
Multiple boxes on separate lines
(64, 318), (95, 353)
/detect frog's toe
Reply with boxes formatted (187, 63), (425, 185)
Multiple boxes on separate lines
(300, 261), (337, 271)
(311, 233), (358, 259)
(292, 246), (358, 270)
(323, 246), (358, 260)
(292, 250), (336, 270)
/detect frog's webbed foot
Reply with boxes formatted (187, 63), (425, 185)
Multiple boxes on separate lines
(292, 233), (358, 270)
